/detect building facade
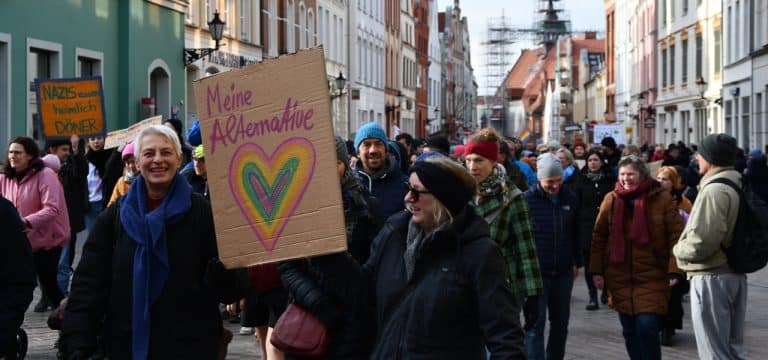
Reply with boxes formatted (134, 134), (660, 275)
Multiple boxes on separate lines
(753, 0), (768, 151)
(1, 0), (187, 145)
(400, 0), (417, 135)
(349, 0), (385, 138)
(317, 0), (349, 138)
(415, 0), (429, 138)
(427, 0), (442, 135)
(385, 0), (402, 138)
(656, 0), (721, 146)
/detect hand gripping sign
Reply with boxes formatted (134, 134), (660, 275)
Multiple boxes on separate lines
(193, 47), (347, 268)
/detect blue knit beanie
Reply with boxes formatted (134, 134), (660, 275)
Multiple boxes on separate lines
(354, 122), (388, 151)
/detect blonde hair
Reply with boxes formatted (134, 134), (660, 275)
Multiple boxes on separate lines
(555, 148), (574, 165)
(657, 166), (684, 189)
(469, 127), (500, 143)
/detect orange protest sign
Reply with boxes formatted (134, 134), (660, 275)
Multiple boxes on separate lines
(35, 77), (106, 139)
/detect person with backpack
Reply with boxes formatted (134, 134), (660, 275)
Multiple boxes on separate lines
(673, 134), (748, 360)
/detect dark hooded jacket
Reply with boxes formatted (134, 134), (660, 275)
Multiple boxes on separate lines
(575, 165), (616, 251)
(61, 193), (242, 359)
(355, 156), (408, 222)
(524, 184), (582, 276)
(0, 195), (36, 356)
(277, 181), (382, 359)
(315, 209), (526, 359)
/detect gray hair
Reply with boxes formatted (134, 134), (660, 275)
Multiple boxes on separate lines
(133, 124), (183, 158)
(618, 155), (650, 179)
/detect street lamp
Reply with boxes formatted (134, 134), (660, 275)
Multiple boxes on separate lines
(330, 72), (346, 99)
(695, 76), (707, 99)
(184, 11), (226, 66)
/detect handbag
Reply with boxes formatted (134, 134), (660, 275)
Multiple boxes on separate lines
(270, 302), (329, 358)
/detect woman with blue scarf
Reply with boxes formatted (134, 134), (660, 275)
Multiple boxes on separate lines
(556, 148), (581, 188)
(62, 125), (242, 359)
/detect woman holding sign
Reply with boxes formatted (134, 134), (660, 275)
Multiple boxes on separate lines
(62, 125), (243, 359)
(316, 155), (525, 359)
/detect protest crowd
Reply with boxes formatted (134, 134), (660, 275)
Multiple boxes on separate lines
(2, 111), (767, 360)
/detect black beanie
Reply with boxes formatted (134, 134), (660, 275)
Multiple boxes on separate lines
(409, 161), (472, 216)
(601, 136), (617, 149)
(698, 133), (737, 167)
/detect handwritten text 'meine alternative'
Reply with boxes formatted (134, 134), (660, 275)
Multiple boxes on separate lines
(205, 83), (314, 154)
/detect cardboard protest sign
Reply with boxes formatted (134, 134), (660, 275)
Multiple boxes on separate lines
(193, 47), (347, 268)
(105, 116), (163, 149)
(35, 77), (106, 139)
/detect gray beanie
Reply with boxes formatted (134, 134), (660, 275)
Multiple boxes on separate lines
(698, 133), (737, 167)
(537, 153), (563, 179)
(335, 136), (349, 162)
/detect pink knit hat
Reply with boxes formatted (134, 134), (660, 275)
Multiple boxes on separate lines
(42, 154), (61, 172)
(122, 142), (135, 160)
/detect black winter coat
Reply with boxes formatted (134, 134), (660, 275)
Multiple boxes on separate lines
(62, 193), (242, 359)
(317, 209), (526, 359)
(0, 196), (36, 355)
(59, 153), (89, 233)
(574, 167), (616, 250)
(277, 185), (381, 359)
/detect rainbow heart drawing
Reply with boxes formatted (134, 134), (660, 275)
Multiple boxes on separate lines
(229, 137), (316, 252)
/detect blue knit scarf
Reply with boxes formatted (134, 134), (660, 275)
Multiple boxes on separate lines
(120, 174), (191, 359)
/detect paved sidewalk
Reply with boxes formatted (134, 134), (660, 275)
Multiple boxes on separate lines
(19, 230), (768, 359)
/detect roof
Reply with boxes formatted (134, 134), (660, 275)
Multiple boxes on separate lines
(504, 48), (545, 98)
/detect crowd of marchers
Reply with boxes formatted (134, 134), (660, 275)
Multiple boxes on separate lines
(1, 116), (763, 360)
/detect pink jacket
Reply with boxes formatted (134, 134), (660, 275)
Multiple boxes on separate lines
(0, 166), (70, 252)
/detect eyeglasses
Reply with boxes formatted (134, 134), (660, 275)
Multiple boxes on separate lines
(404, 182), (431, 202)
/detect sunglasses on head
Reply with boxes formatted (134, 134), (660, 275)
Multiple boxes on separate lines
(404, 182), (431, 202)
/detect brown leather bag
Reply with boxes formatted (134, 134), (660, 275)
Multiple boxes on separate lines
(270, 303), (328, 358)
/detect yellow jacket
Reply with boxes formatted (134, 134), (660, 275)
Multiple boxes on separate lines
(108, 177), (132, 207)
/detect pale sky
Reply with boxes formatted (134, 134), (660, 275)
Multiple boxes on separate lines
(437, 0), (607, 95)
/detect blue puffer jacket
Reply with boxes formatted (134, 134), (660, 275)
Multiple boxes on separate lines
(356, 156), (408, 222)
(523, 184), (582, 277)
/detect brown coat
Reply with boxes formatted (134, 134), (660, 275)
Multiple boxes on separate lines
(589, 184), (684, 316)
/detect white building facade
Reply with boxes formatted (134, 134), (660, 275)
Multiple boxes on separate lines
(427, 0), (442, 134)
(614, 0), (633, 142)
(752, 0), (768, 151)
(184, 0), (265, 129)
(722, 0), (750, 148)
(656, 0), (722, 146)
(400, 0), (417, 135)
(317, 0), (350, 138)
(349, 0), (385, 136)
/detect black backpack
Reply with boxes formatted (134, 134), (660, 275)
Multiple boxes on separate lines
(708, 177), (768, 273)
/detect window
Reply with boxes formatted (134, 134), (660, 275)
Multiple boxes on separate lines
(681, 39), (688, 83)
(727, 6), (732, 63)
(695, 33), (703, 79)
(317, 6), (323, 45)
(742, 96), (750, 147)
(75, 48), (103, 78)
(0, 33), (10, 146)
(240, 0), (250, 41)
(669, 43), (675, 86)
(187, 0), (199, 25)
(27, 38), (62, 139)
(661, 0), (666, 26)
(714, 27), (722, 75)
(683, 0), (688, 15)
(299, 4), (306, 49)
(223, 0), (232, 36)
(308, 9), (315, 47)
(661, 48), (667, 87)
